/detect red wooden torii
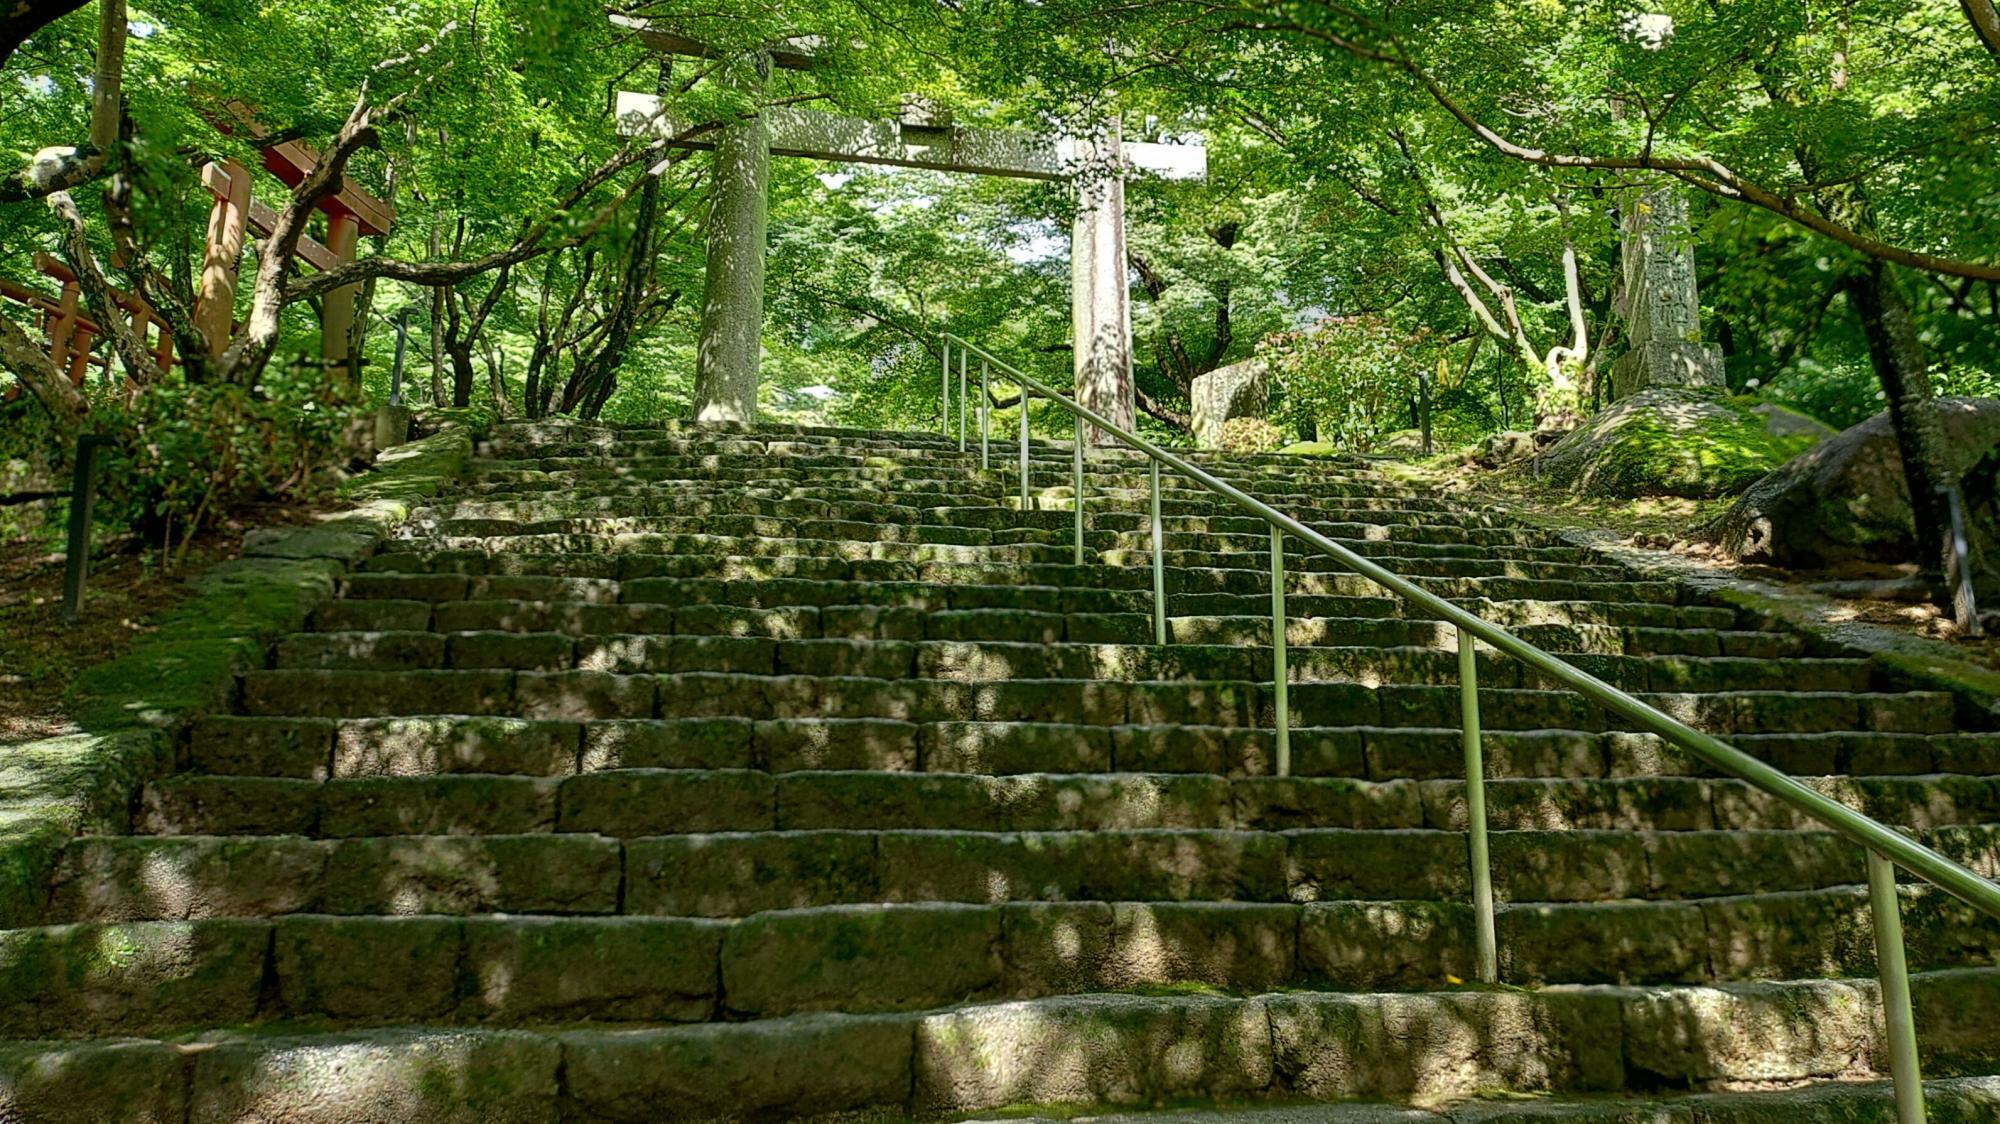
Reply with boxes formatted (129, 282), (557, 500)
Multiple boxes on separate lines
(200, 102), (395, 375)
(1, 102), (393, 399)
(0, 253), (176, 401)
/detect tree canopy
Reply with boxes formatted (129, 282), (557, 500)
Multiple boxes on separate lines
(3, 0), (1999, 565)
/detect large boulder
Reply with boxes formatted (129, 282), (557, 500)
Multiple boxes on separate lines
(1191, 359), (1269, 450)
(1536, 388), (1826, 499)
(1711, 396), (2000, 570)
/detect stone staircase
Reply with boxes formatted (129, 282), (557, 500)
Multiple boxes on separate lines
(6, 420), (2000, 1122)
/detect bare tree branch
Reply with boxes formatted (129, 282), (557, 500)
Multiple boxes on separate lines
(1247, 3), (2000, 282)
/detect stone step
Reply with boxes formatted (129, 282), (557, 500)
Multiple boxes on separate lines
(5, 974), (1995, 1122)
(184, 714), (2000, 782)
(45, 825), (2000, 923)
(344, 555), (1690, 608)
(461, 454), (1390, 484)
(5, 896), (1996, 1041)
(324, 584), (1748, 637)
(309, 599), (1786, 662)
(134, 769), (2000, 840)
(420, 495), (1578, 543)
(235, 668), (1955, 736)
(430, 491), (1493, 525)
(267, 630), (1877, 695)
(413, 517), (1598, 569)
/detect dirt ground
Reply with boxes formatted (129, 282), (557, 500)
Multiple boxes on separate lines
(0, 504), (324, 744)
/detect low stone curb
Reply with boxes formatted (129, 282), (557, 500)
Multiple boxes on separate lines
(0, 411), (486, 927)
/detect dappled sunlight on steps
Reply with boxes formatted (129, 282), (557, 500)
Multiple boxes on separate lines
(2, 419), (1998, 1121)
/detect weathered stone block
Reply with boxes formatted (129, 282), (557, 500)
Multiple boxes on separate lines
(48, 837), (330, 922)
(559, 1015), (914, 1121)
(318, 775), (559, 836)
(1265, 989), (1622, 1099)
(581, 718), (754, 771)
(0, 1039), (188, 1124)
(190, 1029), (560, 1124)
(0, 919), (268, 1036)
(626, 831), (876, 917)
(332, 717), (579, 777)
(913, 993), (1272, 1113)
(556, 769), (774, 835)
(274, 915), (461, 1021)
(1621, 979), (1878, 1084)
(188, 716), (333, 779)
(720, 903), (1002, 1016)
(321, 835), (620, 915)
(1191, 358), (1270, 451)
(1106, 901), (1296, 990)
(463, 916), (722, 1023)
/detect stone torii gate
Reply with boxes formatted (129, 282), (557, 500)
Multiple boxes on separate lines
(613, 20), (1205, 430)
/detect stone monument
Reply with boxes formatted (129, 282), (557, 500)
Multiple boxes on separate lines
(1191, 356), (1269, 450)
(1609, 186), (1725, 401)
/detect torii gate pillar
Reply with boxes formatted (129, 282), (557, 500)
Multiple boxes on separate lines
(692, 56), (772, 424)
(1071, 122), (1134, 441)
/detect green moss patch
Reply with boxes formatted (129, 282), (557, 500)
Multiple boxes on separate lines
(1540, 388), (1825, 499)
(0, 414), (483, 928)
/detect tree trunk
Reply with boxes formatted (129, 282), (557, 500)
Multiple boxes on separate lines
(448, 342), (475, 408)
(1965, 0), (2000, 58)
(1846, 262), (1960, 591)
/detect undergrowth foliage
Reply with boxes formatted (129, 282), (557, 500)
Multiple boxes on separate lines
(86, 366), (358, 565)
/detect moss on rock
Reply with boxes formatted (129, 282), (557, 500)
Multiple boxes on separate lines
(1539, 388), (1826, 499)
(0, 411), (483, 929)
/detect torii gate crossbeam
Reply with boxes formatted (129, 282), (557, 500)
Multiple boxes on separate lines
(613, 45), (1203, 433)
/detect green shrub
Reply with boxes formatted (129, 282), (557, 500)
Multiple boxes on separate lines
(88, 365), (359, 560)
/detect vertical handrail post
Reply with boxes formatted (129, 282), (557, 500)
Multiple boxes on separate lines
(1459, 626), (1498, 984)
(941, 336), (951, 438)
(1151, 458), (1167, 646)
(1072, 411), (1086, 566)
(1019, 387), (1032, 511)
(980, 360), (991, 470)
(1270, 525), (1290, 777)
(958, 346), (968, 453)
(62, 434), (107, 622)
(1869, 850), (1928, 1124)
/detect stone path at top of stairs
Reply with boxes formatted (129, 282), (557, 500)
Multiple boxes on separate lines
(4, 420), (1999, 1124)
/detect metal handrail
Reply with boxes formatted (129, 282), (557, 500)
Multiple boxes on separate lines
(944, 330), (2000, 1124)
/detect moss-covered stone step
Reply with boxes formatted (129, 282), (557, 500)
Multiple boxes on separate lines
(181, 714), (2000, 785)
(265, 627), (1875, 696)
(5, 900), (1995, 1039)
(322, 583), (1749, 641)
(48, 825), (2000, 923)
(460, 455), (1387, 487)
(992, 1078), (2000, 1123)
(133, 768), (2000, 842)
(15, 971), (1997, 1122)
(234, 667), (1956, 737)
